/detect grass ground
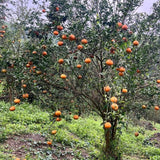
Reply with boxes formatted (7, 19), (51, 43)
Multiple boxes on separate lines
(0, 101), (160, 160)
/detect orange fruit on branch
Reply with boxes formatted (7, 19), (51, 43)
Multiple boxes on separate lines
(81, 39), (88, 44)
(133, 40), (139, 46)
(104, 86), (111, 92)
(62, 34), (67, 39)
(111, 103), (119, 111)
(117, 22), (122, 27)
(110, 97), (118, 103)
(55, 110), (61, 116)
(56, 117), (62, 121)
(53, 31), (59, 35)
(119, 67), (125, 72)
(104, 122), (111, 129)
(119, 72), (124, 76)
(58, 41), (63, 46)
(106, 59), (113, 66)
(69, 34), (76, 41)
(14, 99), (20, 104)
(154, 106), (159, 110)
(76, 64), (82, 68)
(77, 75), (82, 79)
(77, 45), (83, 50)
(56, 7), (59, 11)
(58, 59), (64, 64)
(42, 51), (47, 56)
(47, 141), (52, 145)
(57, 25), (63, 30)
(142, 105), (146, 109)
(122, 24), (128, 30)
(60, 74), (67, 79)
(137, 69), (140, 73)
(122, 89), (127, 93)
(126, 48), (132, 53)
(157, 80), (160, 84)
(85, 58), (91, 64)
(1, 69), (7, 73)
(73, 115), (79, 120)
(32, 51), (37, 54)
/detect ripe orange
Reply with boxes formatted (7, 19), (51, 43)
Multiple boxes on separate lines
(57, 25), (63, 30)
(122, 24), (128, 30)
(154, 106), (159, 110)
(58, 59), (64, 64)
(14, 99), (20, 104)
(58, 41), (63, 46)
(56, 7), (59, 11)
(142, 105), (146, 109)
(42, 51), (47, 56)
(77, 75), (82, 79)
(133, 40), (139, 46)
(1, 69), (7, 73)
(81, 39), (88, 44)
(135, 132), (139, 137)
(76, 64), (82, 68)
(126, 48), (132, 53)
(104, 122), (111, 129)
(42, 9), (46, 13)
(123, 37), (127, 42)
(119, 67), (125, 72)
(32, 51), (37, 54)
(73, 115), (79, 120)
(111, 103), (119, 111)
(137, 69), (140, 73)
(85, 58), (91, 64)
(42, 45), (47, 49)
(26, 64), (30, 68)
(157, 80), (160, 84)
(119, 72), (124, 76)
(53, 31), (59, 35)
(47, 141), (52, 145)
(117, 22), (122, 27)
(62, 35), (67, 39)
(9, 106), (15, 111)
(43, 90), (47, 94)
(110, 97), (117, 103)
(51, 130), (57, 135)
(106, 59), (113, 66)
(77, 45), (83, 50)
(122, 89), (127, 93)
(55, 110), (61, 116)
(22, 94), (29, 98)
(69, 34), (76, 41)
(56, 117), (62, 121)
(104, 86), (111, 92)
(60, 74), (67, 79)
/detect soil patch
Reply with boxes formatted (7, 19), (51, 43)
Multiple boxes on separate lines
(2, 133), (89, 160)
(138, 121), (155, 131)
(148, 133), (160, 148)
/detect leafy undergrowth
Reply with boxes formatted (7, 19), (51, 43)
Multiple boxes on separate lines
(0, 101), (160, 160)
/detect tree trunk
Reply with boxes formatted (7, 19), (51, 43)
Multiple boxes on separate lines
(103, 118), (121, 160)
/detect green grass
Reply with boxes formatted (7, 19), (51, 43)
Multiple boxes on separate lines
(0, 101), (160, 159)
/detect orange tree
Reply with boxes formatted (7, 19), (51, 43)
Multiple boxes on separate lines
(45, 0), (160, 158)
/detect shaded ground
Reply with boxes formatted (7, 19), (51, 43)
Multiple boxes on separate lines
(3, 133), (90, 160)
(138, 120), (155, 131)
(148, 132), (160, 148)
